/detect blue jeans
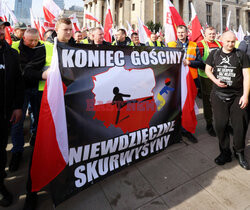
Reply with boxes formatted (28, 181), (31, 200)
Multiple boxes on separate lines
(11, 88), (42, 153)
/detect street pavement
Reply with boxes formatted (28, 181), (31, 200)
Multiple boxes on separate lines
(3, 97), (250, 210)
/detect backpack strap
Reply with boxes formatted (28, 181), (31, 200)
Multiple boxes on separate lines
(213, 48), (221, 66)
(235, 49), (243, 68)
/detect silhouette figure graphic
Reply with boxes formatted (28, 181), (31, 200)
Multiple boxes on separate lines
(112, 87), (154, 124)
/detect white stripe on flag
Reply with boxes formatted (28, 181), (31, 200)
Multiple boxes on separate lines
(47, 38), (69, 163)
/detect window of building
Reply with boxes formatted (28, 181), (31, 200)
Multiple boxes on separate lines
(132, 4), (135, 11)
(120, 3), (122, 8)
(101, 5), (104, 25)
(222, 6), (227, 31)
(248, 12), (250, 32)
(206, 4), (212, 26)
(188, 1), (192, 21)
(236, 8), (240, 29)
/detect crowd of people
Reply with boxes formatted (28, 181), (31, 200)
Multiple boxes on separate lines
(0, 16), (249, 209)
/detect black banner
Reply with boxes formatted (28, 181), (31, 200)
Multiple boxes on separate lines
(51, 43), (184, 205)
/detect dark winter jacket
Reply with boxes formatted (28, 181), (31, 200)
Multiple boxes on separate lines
(17, 39), (46, 89)
(10, 33), (20, 41)
(238, 35), (250, 58)
(0, 40), (24, 120)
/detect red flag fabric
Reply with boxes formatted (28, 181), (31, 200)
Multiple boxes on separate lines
(43, 0), (62, 23)
(143, 25), (152, 38)
(164, 0), (178, 42)
(31, 40), (69, 191)
(189, 3), (203, 43)
(169, 2), (185, 27)
(40, 25), (45, 40)
(5, 27), (12, 45)
(44, 22), (55, 30)
(85, 11), (100, 24)
(181, 64), (197, 133)
(103, 2), (113, 43)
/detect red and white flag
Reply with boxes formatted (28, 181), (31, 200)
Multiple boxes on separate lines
(168, 0), (185, 27)
(237, 25), (245, 42)
(30, 8), (43, 40)
(189, 3), (203, 43)
(0, 2), (11, 45)
(126, 21), (134, 38)
(181, 64), (197, 133)
(164, 0), (177, 43)
(44, 21), (55, 30)
(85, 11), (100, 25)
(69, 13), (80, 33)
(43, 0), (62, 23)
(31, 39), (69, 191)
(3, 2), (18, 25)
(39, 18), (46, 40)
(225, 10), (231, 31)
(137, 17), (150, 44)
(103, 1), (113, 43)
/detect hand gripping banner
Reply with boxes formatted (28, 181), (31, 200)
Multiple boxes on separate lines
(32, 42), (185, 205)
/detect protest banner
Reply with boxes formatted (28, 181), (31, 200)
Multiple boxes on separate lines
(32, 42), (184, 205)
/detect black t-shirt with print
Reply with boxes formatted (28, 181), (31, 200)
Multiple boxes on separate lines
(205, 48), (250, 95)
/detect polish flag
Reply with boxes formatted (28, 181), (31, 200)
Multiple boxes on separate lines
(0, 2), (11, 45)
(31, 39), (69, 191)
(189, 3), (203, 43)
(103, 1), (113, 43)
(43, 0), (62, 23)
(69, 13), (80, 33)
(237, 25), (245, 42)
(30, 8), (43, 40)
(85, 11), (100, 25)
(3, 2), (18, 25)
(40, 20), (46, 40)
(44, 21), (56, 30)
(4, 27), (12, 45)
(181, 64), (197, 133)
(137, 17), (150, 44)
(168, 0), (185, 27)
(143, 25), (152, 38)
(225, 10), (231, 31)
(126, 21), (134, 38)
(164, 0), (177, 43)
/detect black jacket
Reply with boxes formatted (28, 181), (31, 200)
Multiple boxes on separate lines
(10, 33), (20, 41)
(238, 35), (250, 58)
(18, 39), (46, 89)
(1, 40), (24, 120)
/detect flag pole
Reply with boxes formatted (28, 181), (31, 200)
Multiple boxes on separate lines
(220, 0), (223, 33)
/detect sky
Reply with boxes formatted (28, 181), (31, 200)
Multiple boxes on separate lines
(7, 0), (84, 17)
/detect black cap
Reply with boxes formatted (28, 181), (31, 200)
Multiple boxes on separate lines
(0, 19), (10, 27)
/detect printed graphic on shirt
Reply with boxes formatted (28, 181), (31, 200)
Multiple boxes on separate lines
(216, 55), (236, 86)
(0, 64), (5, 70)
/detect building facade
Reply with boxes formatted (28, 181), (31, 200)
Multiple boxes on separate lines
(14, 0), (32, 24)
(63, 7), (84, 28)
(83, 0), (250, 32)
(54, 0), (65, 10)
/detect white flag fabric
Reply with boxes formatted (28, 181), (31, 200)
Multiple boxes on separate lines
(137, 17), (148, 44)
(164, 0), (176, 43)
